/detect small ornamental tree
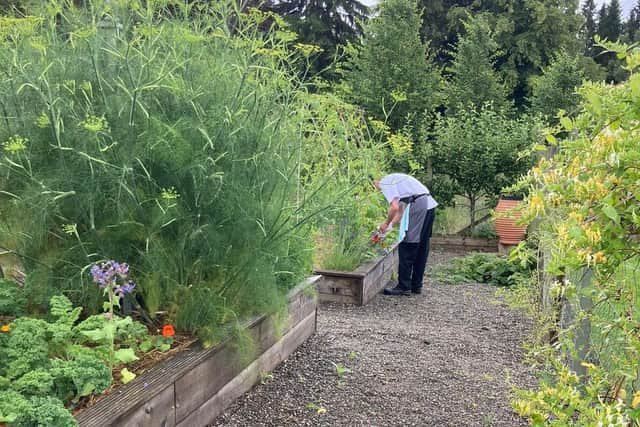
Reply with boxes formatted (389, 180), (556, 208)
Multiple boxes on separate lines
(514, 43), (640, 425)
(433, 106), (540, 228)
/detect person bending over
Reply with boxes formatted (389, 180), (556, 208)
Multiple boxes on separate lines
(373, 173), (437, 296)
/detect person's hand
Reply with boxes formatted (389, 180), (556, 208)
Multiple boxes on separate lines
(378, 222), (390, 233)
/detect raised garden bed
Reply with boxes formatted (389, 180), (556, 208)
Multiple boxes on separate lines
(74, 276), (320, 427)
(314, 243), (399, 305)
(430, 235), (498, 253)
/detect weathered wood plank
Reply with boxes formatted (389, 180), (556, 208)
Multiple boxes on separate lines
(116, 385), (176, 427)
(430, 236), (498, 252)
(363, 267), (394, 305)
(176, 311), (317, 427)
(317, 292), (359, 304)
(315, 243), (399, 306)
(174, 331), (251, 421)
(316, 275), (361, 302)
(316, 276), (358, 291)
(312, 268), (365, 279)
(78, 281), (313, 426)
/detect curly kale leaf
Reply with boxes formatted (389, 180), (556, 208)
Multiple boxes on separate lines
(1, 317), (49, 379)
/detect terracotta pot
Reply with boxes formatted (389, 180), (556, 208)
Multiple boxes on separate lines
(494, 198), (526, 245)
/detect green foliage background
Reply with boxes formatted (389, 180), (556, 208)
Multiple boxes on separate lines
(0, 1), (345, 341)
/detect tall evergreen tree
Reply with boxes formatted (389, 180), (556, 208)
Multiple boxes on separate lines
(598, 0), (623, 41)
(445, 15), (509, 114)
(344, 0), (440, 135)
(267, 0), (370, 78)
(580, 0), (598, 55)
(419, 0), (581, 107)
(419, 0), (473, 64)
(595, 0), (627, 82)
(627, 0), (640, 42)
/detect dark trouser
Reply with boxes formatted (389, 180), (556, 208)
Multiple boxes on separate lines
(398, 208), (436, 291)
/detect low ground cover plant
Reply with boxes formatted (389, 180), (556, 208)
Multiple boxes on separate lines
(434, 245), (535, 287)
(0, 260), (165, 426)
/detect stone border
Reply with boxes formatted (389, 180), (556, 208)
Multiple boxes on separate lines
(75, 276), (320, 427)
(313, 243), (400, 305)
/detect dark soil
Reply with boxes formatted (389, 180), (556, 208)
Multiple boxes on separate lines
(213, 250), (536, 427)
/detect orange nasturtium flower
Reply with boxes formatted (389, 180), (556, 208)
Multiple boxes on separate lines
(0, 324), (10, 332)
(162, 324), (175, 337)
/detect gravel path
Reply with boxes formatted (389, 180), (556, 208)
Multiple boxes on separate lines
(213, 250), (536, 427)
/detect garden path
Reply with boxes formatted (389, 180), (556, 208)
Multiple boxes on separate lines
(213, 250), (536, 427)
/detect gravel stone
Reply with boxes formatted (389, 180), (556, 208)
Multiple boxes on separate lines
(213, 250), (536, 427)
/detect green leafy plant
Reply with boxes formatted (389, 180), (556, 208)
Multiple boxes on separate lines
(260, 371), (274, 385)
(0, 281), (154, 424)
(434, 252), (534, 287)
(433, 105), (541, 228)
(294, 93), (389, 272)
(512, 41), (640, 425)
(331, 362), (352, 379)
(305, 401), (327, 415)
(81, 261), (141, 370)
(0, 0), (327, 347)
(0, 296), (113, 426)
(0, 278), (26, 316)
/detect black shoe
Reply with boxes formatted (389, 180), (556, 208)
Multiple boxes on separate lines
(383, 286), (411, 296)
(411, 288), (422, 294)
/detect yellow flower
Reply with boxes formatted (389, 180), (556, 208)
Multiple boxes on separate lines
(512, 399), (532, 416)
(2, 135), (27, 154)
(583, 226), (601, 245)
(0, 324), (11, 332)
(632, 391), (640, 409)
(593, 251), (607, 264)
(568, 212), (584, 222)
(528, 193), (545, 215)
(580, 362), (596, 370)
(556, 223), (569, 242)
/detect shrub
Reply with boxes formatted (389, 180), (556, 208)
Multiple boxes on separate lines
(0, 1), (327, 341)
(295, 93), (389, 271)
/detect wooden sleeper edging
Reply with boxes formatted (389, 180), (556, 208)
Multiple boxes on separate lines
(75, 276), (320, 427)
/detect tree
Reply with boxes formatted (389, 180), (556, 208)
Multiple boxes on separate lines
(627, 0), (640, 42)
(529, 52), (585, 122)
(420, 0), (582, 107)
(418, 0), (473, 64)
(597, 0), (623, 42)
(344, 0), (440, 135)
(433, 106), (539, 228)
(267, 0), (370, 78)
(580, 0), (598, 55)
(493, 0), (582, 105)
(596, 0), (626, 82)
(445, 14), (509, 114)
